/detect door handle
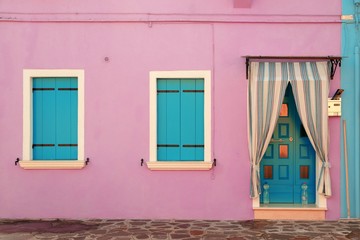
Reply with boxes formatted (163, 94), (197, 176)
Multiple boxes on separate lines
(271, 138), (283, 142)
(271, 137), (293, 142)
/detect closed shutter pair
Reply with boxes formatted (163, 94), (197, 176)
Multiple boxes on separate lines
(32, 77), (78, 160)
(157, 79), (204, 161)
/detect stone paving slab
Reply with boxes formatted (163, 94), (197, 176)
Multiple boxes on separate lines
(0, 219), (359, 240)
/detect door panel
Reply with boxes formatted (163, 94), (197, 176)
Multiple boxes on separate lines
(260, 84), (315, 204)
(294, 133), (316, 203)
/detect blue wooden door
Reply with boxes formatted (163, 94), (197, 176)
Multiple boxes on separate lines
(157, 79), (204, 161)
(33, 77), (78, 160)
(260, 85), (316, 204)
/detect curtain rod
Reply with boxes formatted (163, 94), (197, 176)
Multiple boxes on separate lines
(244, 56), (342, 60)
(244, 56), (342, 80)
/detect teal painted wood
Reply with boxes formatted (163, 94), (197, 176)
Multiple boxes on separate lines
(181, 79), (196, 161)
(33, 78), (47, 160)
(42, 79), (57, 159)
(260, 85), (316, 204)
(33, 77), (78, 160)
(56, 78), (78, 160)
(157, 79), (204, 161)
(195, 79), (205, 161)
(33, 78), (57, 160)
(341, 0), (360, 218)
(166, 79), (181, 161)
(157, 80), (168, 161)
(70, 79), (78, 159)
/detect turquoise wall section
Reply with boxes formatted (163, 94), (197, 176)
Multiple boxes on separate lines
(342, 0), (360, 219)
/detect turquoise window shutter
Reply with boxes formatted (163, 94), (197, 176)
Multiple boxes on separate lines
(157, 79), (181, 161)
(56, 77), (78, 160)
(181, 79), (197, 161)
(157, 79), (168, 161)
(33, 78), (56, 160)
(32, 78), (43, 159)
(165, 79), (181, 161)
(32, 77), (78, 160)
(195, 79), (205, 161)
(157, 79), (204, 161)
(69, 78), (78, 159)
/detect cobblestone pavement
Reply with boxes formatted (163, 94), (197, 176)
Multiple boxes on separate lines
(0, 219), (359, 240)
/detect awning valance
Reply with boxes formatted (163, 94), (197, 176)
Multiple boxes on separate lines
(244, 56), (341, 80)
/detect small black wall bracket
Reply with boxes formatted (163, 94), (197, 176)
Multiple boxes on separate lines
(246, 58), (250, 79)
(329, 58), (341, 80)
(141, 159), (144, 166)
(15, 158), (20, 166)
(85, 158), (90, 165)
(213, 159), (217, 167)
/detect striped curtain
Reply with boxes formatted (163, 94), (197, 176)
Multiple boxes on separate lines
(289, 62), (331, 197)
(248, 62), (288, 198)
(248, 61), (331, 198)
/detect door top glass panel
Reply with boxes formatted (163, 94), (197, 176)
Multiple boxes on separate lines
(279, 104), (289, 117)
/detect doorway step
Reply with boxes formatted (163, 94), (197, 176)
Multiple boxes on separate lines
(254, 204), (326, 220)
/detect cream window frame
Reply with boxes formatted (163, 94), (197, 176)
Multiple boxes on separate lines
(148, 70), (212, 170)
(21, 69), (85, 169)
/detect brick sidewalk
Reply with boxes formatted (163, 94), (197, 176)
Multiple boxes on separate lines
(0, 219), (359, 240)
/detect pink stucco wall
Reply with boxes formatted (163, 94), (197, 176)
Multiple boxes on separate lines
(0, 0), (340, 15)
(0, 0), (341, 220)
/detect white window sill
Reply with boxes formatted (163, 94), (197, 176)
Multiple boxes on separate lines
(19, 160), (86, 170)
(146, 161), (213, 171)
